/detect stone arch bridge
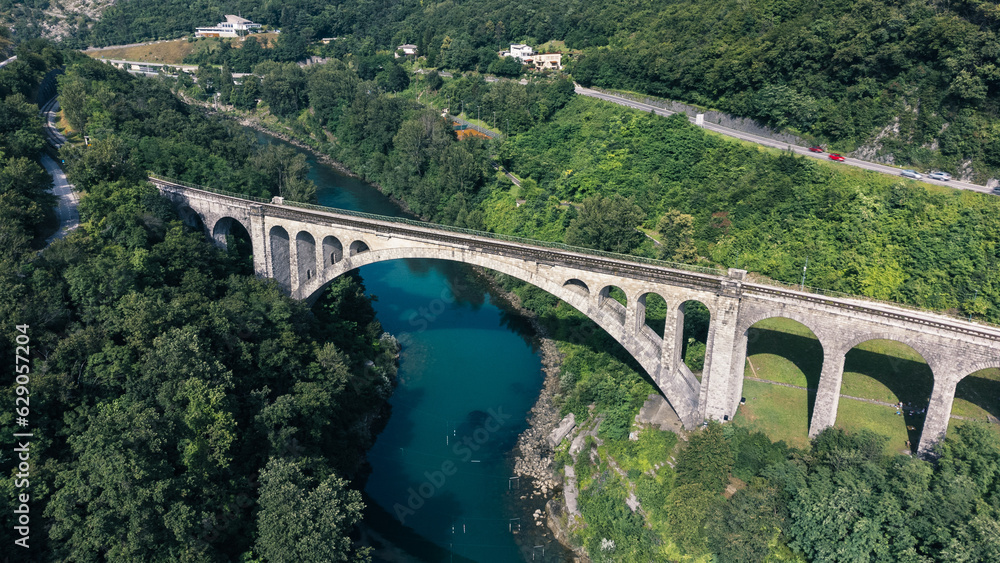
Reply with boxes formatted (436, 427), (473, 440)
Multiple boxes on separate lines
(153, 177), (1000, 454)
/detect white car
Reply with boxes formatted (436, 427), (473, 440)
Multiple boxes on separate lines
(900, 169), (923, 179)
(927, 171), (952, 181)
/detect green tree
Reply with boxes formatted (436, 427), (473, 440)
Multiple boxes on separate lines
(675, 421), (734, 493)
(706, 478), (788, 563)
(255, 458), (370, 562)
(565, 193), (645, 254)
(657, 209), (698, 263)
(426, 70), (443, 91)
(666, 482), (720, 555)
(377, 63), (410, 93)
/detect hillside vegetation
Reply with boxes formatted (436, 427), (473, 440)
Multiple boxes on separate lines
(49, 0), (1000, 179)
(0, 50), (393, 562)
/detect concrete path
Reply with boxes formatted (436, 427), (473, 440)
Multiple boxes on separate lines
(575, 85), (996, 195)
(41, 153), (80, 243)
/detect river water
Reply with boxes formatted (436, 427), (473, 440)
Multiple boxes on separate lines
(257, 133), (574, 562)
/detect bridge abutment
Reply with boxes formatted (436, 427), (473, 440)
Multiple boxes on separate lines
(808, 349), (847, 437)
(917, 376), (959, 455)
(698, 298), (742, 421)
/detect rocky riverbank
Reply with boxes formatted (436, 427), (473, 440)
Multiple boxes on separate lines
(473, 273), (591, 561)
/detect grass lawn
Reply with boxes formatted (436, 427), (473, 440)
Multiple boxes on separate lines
(88, 39), (197, 64)
(735, 318), (998, 453)
(86, 34), (281, 65)
(732, 379), (812, 450)
(841, 340), (934, 404)
(953, 368), (1000, 420)
(834, 399), (914, 453)
(745, 319), (823, 388)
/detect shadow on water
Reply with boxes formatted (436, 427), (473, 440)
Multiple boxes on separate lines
(362, 493), (477, 563)
(363, 385), (473, 555)
(745, 326), (823, 423)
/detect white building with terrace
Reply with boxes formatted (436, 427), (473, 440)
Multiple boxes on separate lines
(195, 15), (262, 38)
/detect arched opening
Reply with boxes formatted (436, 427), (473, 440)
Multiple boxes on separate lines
(177, 205), (204, 231)
(837, 339), (934, 453)
(213, 217), (253, 275)
(678, 300), (710, 378)
(734, 317), (823, 450)
(296, 231), (316, 284)
(563, 278), (590, 297)
(597, 285), (627, 325)
(269, 226), (291, 290)
(950, 367), (1000, 437)
(638, 292), (667, 338)
(303, 249), (697, 426)
(323, 236), (343, 268)
(349, 240), (369, 256)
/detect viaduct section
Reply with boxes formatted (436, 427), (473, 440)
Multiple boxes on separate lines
(153, 178), (1000, 455)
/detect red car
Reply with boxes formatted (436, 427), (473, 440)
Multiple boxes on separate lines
(828, 153), (845, 161)
(808, 146), (824, 153)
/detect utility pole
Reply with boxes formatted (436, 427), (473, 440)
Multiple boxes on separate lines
(800, 257), (808, 291)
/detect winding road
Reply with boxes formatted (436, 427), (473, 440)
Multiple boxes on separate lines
(575, 85), (995, 195)
(41, 153), (80, 243)
(39, 97), (79, 242)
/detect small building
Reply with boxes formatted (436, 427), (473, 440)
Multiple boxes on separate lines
(395, 44), (418, 58)
(532, 53), (562, 70)
(195, 15), (262, 38)
(509, 44), (534, 60)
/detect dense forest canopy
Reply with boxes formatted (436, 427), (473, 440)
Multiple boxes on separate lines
(0, 48), (392, 562)
(209, 49), (998, 322)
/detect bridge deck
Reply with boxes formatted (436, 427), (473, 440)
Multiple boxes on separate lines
(150, 176), (1000, 342)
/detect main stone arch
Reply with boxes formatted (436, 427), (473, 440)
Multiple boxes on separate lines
(211, 216), (251, 248)
(298, 245), (709, 426)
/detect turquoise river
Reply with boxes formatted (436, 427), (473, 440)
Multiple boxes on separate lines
(259, 133), (576, 563)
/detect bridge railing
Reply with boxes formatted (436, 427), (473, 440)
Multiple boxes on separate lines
(149, 173), (725, 276)
(150, 174), (1000, 329)
(149, 173), (272, 204)
(744, 278), (1000, 329)
(279, 200), (730, 277)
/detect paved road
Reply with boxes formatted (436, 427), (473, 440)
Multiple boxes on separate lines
(575, 85), (996, 195)
(38, 97), (79, 243)
(41, 154), (80, 243)
(0, 55), (16, 69)
(40, 97), (67, 148)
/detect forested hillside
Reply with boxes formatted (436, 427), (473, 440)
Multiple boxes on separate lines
(0, 51), (394, 562)
(206, 53), (998, 321)
(54, 0), (1000, 180)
